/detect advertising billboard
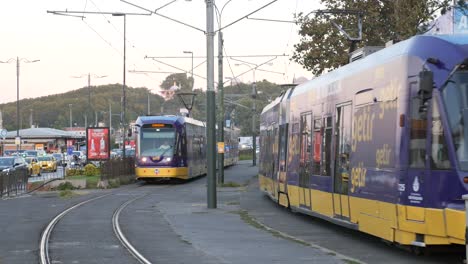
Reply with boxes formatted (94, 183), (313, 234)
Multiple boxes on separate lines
(86, 127), (110, 160)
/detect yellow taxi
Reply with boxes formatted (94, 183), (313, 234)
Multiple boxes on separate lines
(37, 155), (58, 172)
(25, 157), (41, 176)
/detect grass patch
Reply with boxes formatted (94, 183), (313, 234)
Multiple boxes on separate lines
(232, 210), (310, 247)
(65, 175), (100, 189)
(327, 252), (337, 256)
(56, 182), (76, 191)
(59, 189), (75, 199)
(220, 181), (242, 188)
(108, 179), (121, 188)
(225, 201), (240, 205)
(239, 153), (253, 161)
(28, 181), (45, 191)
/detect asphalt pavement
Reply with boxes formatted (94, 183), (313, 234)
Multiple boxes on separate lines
(0, 160), (464, 264)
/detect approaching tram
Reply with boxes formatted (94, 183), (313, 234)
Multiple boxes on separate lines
(259, 34), (468, 248)
(134, 115), (239, 181)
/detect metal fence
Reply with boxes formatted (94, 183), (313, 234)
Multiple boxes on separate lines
(101, 157), (135, 183)
(0, 170), (29, 197)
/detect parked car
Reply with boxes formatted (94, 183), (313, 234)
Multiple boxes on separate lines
(37, 155), (57, 172)
(52, 153), (66, 167)
(25, 150), (46, 157)
(0, 156), (28, 176)
(25, 157), (41, 176)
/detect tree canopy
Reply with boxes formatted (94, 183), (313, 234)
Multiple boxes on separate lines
(292, 0), (465, 76)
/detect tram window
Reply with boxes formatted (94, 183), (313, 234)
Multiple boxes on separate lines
(322, 116), (333, 176)
(300, 114), (312, 166)
(431, 98), (450, 169)
(409, 95), (427, 168)
(312, 118), (321, 175)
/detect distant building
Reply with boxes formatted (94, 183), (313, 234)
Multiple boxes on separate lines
(159, 81), (180, 100)
(2, 127), (85, 154)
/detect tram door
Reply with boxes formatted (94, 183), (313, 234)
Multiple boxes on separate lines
(405, 83), (431, 222)
(299, 113), (312, 208)
(333, 103), (352, 219)
(277, 124), (288, 192)
(271, 125), (279, 199)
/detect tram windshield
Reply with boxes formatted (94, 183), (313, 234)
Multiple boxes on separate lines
(442, 70), (468, 170)
(139, 127), (175, 157)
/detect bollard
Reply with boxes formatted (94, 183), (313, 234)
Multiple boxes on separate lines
(463, 194), (468, 263)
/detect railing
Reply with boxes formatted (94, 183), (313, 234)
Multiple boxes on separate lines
(101, 157), (135, 183)
(0, 170), (29, 197)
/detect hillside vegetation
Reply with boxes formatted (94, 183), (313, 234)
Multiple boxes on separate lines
(0, 78), (288, 136)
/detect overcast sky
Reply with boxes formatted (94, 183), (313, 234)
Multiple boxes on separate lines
(0, 0), (321, 104)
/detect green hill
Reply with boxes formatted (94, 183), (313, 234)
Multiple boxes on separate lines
(0, 80), (288, 136)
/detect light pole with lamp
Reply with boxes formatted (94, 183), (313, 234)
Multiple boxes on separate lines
(47, 10), (151, 159)
(234, 59), (280, 166)
(69, 104), (73, 129)
(0, 57), (40, 153)
(111, 12), (128, 158)
(71, 73), (107, 127)
(117, 0), (277, 208)
(234, 62), (259, 166)
(183, 51), (194, 90)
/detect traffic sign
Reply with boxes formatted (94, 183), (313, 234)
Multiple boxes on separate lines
(0, 129), (7, 139)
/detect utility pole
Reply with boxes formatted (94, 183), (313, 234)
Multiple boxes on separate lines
(71, 73), (107, 127)
(69, 104), (73, 129)
(114, 0), (278, 209)
(0, 57), (39, 153)
(217, 31), (225, 184)
(206, 0), (216, 209)
(29, 109), (33, 128)
(48, 9), (151, 158)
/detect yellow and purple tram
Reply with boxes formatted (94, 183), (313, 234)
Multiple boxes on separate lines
(259, 34), (468, 248)
(134, 115), (239, 181)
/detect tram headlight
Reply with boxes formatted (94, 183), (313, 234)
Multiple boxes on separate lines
(165, 157), (171, 162)
(141, 157), (148, 163)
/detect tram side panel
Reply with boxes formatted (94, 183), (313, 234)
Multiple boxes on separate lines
(261, 50), (466, 245)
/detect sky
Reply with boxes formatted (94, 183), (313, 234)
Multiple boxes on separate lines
(0, 0), (321, 104)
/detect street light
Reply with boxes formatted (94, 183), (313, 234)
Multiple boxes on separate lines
(69, 104), (73, 129)
(235, 63), (258, 166)
(111, 13), (128, 158)
(48, 9), (151, 159)
(183, 51), (194, 90)
(71, 73), (107, 127)
(0, 57), (39, 152)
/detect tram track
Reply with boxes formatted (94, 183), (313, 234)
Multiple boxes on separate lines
(39, 193), (112, 264)
(112, 194), (152, 264)
(38, 183), (165, 264)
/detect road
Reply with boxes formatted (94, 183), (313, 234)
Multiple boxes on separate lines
(0, 161), (465, 264)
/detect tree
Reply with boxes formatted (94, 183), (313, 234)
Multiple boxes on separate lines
(292, 0), (464, 76)
(160, 73), (193, 91)
(224, 80), (285, 136)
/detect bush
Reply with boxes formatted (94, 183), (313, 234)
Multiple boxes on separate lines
(56, 181), (76, 191)
(84, 164), (99, 176)
(66, 168), (83, 177)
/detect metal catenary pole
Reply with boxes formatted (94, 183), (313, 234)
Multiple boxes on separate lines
(16, 57), (19, 153)
(206, 0), (217, 209)
(217, 31), (225, 184)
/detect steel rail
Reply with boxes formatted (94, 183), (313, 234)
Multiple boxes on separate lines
(112, 194), (152, 264)
(39, 193), (112, 264)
